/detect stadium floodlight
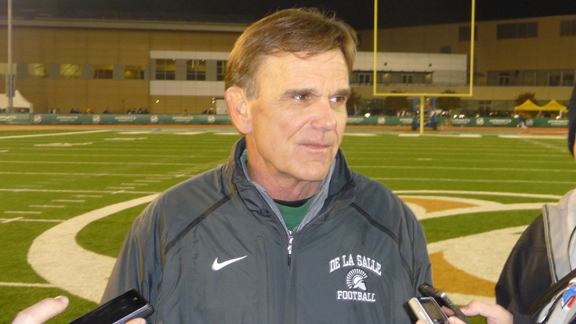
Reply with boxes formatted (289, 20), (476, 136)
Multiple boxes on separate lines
(373, 0), (476, 133)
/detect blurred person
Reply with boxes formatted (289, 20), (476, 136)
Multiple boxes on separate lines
(102, 8), (431, 324)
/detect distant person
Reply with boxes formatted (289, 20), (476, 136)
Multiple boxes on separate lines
(85, 108), (93, 114)
(137, 108), (143, 114)
(103, 108), (111, 114)
(142, 108), (149, 114)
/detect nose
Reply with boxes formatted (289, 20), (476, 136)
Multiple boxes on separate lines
(311, 99), (337, 131)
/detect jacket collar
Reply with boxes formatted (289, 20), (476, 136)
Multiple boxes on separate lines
(224, 137), (355, 230)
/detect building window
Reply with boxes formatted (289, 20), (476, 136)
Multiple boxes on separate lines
(402, 74), (414, 84)
(497, 22), (537, 39)
(29, 64), (47, 78)
(155, 59), (175, 80)
(93, 65), (113, 79)
(458, 26), (477, 41)
(440, 46), (451, 53)
(60, 64), (81, 79)
(498, 72), (510, 86)
(560, 19), (576, 36)
(563, 70), (575, 86)
(217, 60), (226, 81)
(125, 65), (145, 80)
(186, 59), (206, 80)
(358, 73), (373, 85)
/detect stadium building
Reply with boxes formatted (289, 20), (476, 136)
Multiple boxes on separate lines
(0, 11), (573, 116)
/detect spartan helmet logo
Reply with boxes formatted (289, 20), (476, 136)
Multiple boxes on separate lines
(346, 269), (368, 291)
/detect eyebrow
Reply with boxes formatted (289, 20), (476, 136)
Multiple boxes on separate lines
(282, 88), (351, 98)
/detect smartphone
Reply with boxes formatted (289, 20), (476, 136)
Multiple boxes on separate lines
(68, 289), (153, 324)
(409, 296), (450, 324)
(419, 283), (472, 324)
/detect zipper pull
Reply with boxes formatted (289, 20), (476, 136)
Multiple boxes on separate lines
(287, 230), (293, 265)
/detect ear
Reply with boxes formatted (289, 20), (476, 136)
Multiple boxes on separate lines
(225, 86), (252, 135)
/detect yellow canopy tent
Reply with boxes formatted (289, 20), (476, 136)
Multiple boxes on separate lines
(514, 99), (567, 117)
(514, 99), (542, 112)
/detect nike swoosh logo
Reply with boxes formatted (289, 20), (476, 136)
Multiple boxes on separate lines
(212, 256), (247, 271)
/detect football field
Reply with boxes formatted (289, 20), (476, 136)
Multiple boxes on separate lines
(0, 127), (573, 323)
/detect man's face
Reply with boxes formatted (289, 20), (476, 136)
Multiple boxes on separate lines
(244, 49), (350, 186)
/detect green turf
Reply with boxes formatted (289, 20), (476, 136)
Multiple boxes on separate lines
(76, 204), (148, 258)
(0, 129), (573, 323)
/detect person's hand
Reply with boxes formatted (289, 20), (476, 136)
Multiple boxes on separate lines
(456, 300), (513, 324)
(11, 296), (146, 324)
(12, 296), (69, 324)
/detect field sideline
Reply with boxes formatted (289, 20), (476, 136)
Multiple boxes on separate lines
(0, 125), (572, 323)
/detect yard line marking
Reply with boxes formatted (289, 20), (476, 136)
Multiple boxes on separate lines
(104, 137), (147, 141)
(0, 160), (202, 166)
(29, 205), (65, 208)
(0, 150), (8, 153)
(4, 211), (41, 215)
(52, 199), (85, 203)
(397, 134), (482, 138)
(0, 218), (64, 223)
(499, 134), (565, 140)
(0, 282), (57, 288)
(521, 139), (566, 152)
(0, 129), (110, 140)
(134, 180), (160, 183)
(34, 142), (93, 147)
(0, 171), (185, 177)
(0, 188), (160, 194)
(393, 190), (563, 200)
(375, 177), (576, 185)
(120, 183), (148, 186)
(350, 165), (576, 173)
(73, 195), (103, 198)
(107, 187), (135, 189)
(2, 216), (23, 222)
(344, 133), (377, 137)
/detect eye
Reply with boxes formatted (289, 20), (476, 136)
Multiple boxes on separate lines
(330, 96), (347, 104)
(294, 94), (311, 101)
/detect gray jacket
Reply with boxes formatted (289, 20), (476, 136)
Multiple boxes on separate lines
(102, 137), (432, 324)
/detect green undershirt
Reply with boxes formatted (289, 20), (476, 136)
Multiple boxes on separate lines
(274, 198), (313, 232)
(241, 153), (312, 232)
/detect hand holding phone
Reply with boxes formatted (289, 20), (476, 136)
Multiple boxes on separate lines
(419, 283), (472, 324)
(409, 297), (450, 324)
(68, 289), (153, 324)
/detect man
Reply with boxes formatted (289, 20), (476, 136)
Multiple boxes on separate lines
(102, 8), (431, 323)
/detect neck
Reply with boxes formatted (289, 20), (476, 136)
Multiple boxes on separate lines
(247, 162), (321, 201)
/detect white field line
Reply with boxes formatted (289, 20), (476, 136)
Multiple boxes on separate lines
(134, 180), (161, 183)
(375, 177), (576, 185)
(521, 139), (566, 152)
(0, 188), (159, 194)
(351, 165), (576, 173)
(398, 134), (482, 138)
(0, 130), (110, 140)
(0, 218), (64, 223)
(344, 133), (377, 137)
(345, 157), (573, 164)
(0, 160), (203, 166)
(394, 190), (563, 200)
(0, 150), (8, 153)
(104, 137), (147, 141)
(29, 205), (65, 208)
(52, 200), (85, 203)
(2, 153), (197, 158)
(0, 282), (57, 288)
(4, 211), (41, 215)
(73, 195), (103, 198)
(107, 187), (135, 189)
(0, 171), (181, 177)
(120, 183), (148, 186)
(499, 134), (566, 140)
(29, 194), (160, 303)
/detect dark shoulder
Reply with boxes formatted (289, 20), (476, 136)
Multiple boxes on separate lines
(350, 171), (417, 229)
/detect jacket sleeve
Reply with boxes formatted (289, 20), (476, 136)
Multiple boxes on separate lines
(495, 214), (551, 315)
(404, 202), (433, 292)
(100, 200), (164, 311)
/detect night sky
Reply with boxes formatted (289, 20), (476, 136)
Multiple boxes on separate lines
(2, 0), (576, 30)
